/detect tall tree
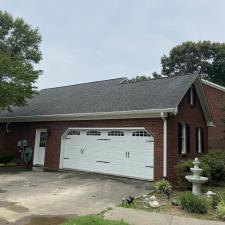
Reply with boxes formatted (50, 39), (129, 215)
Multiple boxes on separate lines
(0, 11), (42, 111)
(161, 41), (225, 86)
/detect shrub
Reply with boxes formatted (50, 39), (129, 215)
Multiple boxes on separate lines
(154, 179), (172, 199)
(0, 150), (15, 164)
(176, 156), (211, 190)
(217, 198), (225, 220)
(201, 152), (225, 184)
(176, 160), (210, 189)
(212, 194), (221, 209)
(180, 192), (208, 214)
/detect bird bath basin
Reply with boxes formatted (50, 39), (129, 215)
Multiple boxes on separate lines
(185, 158), (208, 196)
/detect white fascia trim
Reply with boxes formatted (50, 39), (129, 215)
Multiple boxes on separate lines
(194, 78), (214, 127)
(202, 79), (225, 92)
(0, 108), (175, 123)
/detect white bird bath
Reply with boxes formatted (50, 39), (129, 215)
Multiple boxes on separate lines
(185, 158), (208, 196)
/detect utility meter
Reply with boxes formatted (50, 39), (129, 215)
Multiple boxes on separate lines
(22, 140), (28, 147)
(17, 141), (22, 147)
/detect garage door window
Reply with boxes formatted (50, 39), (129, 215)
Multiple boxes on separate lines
(86, 131), (101, 136)
(108, 131), (124, 136)
(132, 131), (150, 137)
(68, 130), (80, 135)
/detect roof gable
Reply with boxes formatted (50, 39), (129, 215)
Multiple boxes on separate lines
(0, 74), (213, 125)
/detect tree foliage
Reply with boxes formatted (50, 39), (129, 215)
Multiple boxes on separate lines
(0, 11), (42, 111)
(161, 41), (225, 86)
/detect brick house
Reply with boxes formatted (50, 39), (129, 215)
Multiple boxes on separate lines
(0, 74), (213, 183)
(202, 80), (225, 150)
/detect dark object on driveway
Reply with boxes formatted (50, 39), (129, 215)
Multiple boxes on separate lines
(122, 196), (134, 205)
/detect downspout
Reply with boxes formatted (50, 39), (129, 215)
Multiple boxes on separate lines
(161, 112), (167, 179)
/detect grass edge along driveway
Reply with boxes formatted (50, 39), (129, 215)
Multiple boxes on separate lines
(61, 216), (130, 225)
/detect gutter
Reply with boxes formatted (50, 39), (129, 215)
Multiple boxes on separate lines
(0, 108), (176, 123)
(161, 112), (168, 178)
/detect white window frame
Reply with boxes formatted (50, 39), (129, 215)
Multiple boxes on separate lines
(197, 128), (202, 153)
(190, 86), (194, 106)
(181, 123), (187, 154)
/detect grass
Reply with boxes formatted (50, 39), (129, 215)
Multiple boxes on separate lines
(119, 182), (225, 221)
(61, 216), (130, 225)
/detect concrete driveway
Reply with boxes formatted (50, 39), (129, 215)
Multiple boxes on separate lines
(0, 167), (152, 224)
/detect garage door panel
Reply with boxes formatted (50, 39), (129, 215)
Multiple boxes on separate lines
(62, 129), (154, 180)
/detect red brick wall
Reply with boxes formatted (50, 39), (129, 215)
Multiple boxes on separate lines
(167, 90), (208, 183)
(0, 124), (6, 150)
(203, 84), (225, 150)
(0, 90), (208, 183)
(0, 119), (164, 180)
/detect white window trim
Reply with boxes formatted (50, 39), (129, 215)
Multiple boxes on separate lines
(198, 128), (202, 153)
(190, 86), (194, 106)
(181, 123), (187, 154)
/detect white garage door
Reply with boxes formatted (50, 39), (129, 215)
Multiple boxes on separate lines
(62, 128), (154, 180)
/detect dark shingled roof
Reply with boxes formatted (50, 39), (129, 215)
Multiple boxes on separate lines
(0, 74), (198, 118)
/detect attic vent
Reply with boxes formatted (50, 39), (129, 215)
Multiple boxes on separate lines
(119, 78), (129, 84)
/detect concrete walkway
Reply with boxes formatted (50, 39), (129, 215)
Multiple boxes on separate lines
(104, 207), (225, 225)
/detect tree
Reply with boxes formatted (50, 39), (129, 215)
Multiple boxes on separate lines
(129, 72), (162, 82)
(161, 41), (225, 86)
(152, 71), (162, 79)
(0, 11), (42, 111)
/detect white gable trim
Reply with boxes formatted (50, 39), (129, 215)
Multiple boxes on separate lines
(202, 79), (225, 92)
(194, 78), (214, 127)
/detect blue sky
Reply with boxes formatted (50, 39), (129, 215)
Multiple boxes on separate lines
(1, 0), (225, 89)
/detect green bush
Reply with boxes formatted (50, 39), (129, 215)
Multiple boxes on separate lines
(201, 152), (225, 184)
(176, 160), (210, 189)
(217, 198), (225, 220)
(176, 160), (192, 190)
(212, 194), (221, 209)
(0, 150), (15, 164)
(180, 192), (208, 214)
(154, 179), (172, 199)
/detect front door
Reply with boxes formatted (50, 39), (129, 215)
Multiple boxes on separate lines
(33, 129), (47, 166)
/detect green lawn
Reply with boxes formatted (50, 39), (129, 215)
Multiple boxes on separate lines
(61, 216), (130, 225)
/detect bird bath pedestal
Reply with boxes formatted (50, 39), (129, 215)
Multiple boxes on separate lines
(185, 158), (208, 196)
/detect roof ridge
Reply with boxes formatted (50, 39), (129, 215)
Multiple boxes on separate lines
(122, 73), (198, 84)
(40, 77), (126, 91)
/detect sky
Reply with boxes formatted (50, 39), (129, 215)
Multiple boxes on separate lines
(1, 0), (225, 89)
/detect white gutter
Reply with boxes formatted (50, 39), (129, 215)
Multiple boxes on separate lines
(161, 112), (168, 178)
(0, 108), (176, 123)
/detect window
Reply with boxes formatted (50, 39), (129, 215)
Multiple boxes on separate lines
(132, 131), (150, 137)
(108, 131), (124, 136)
(39, 132), (47, 147)
(196, 127), (204, 153)
(86, 131), (101, 136)
(178, 122), (190, 154)
(68, 130), (80, 135)
(188, 86), (196, 106)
